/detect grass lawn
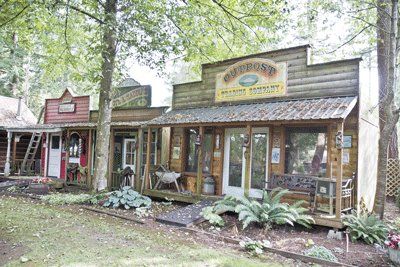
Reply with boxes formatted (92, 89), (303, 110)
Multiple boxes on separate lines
(0, 196), (286, 267)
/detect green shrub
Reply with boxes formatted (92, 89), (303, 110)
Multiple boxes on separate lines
(103, 186), (151, 210)
(239, 239), (271, 255)
(41, 193), (96, 205)
(209, 189), (314, 230)
(343, 211), (388, 244)
(200, 206), (225, 227)
(304, 246), (337, 262)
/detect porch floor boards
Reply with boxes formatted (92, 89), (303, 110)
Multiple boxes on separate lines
(155, 199), (215, 227)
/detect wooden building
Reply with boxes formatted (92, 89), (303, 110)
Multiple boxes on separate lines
(143, 45), (379, 228)
(5, 82), (167, 189)
(0, 96), (37, 176)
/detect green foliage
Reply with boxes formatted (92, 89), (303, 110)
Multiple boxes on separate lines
(343, 211), (389, 245)
(103, 186), (151, 210)
(41, 193), (101, 205)
(212, 189), (314, 229)
(200, 206), (225, 227)
(239, 239), (271, 255)
(304, 246), (337, 262)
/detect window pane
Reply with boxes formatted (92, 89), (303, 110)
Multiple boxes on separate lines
(186, 130), (198, 172)
(285, 129), (327, 176)
(51, 136), (60, 149)
(229, 133), (243, 187)
(202, 134), (212, 173)
(251, 133), (267, 189)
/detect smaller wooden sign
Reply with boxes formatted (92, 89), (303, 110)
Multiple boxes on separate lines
(172, 146), (181, 159)
(271, 148), (280, 164)
(58, 103), (75, 113)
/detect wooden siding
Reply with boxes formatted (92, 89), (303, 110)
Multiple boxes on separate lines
(90, 107), (165, 122)
(172, 46), (360, 109)
(44, 90), (90, 124)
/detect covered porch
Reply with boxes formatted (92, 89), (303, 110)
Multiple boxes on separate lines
(142, 96), (358, 228)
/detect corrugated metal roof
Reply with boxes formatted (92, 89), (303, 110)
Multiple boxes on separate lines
(0, 96), (37, 128)
(148, 96), (358, 126)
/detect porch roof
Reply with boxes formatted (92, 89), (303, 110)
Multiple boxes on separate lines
(5, 121), (147, 133)
(147, 96), (358, 126)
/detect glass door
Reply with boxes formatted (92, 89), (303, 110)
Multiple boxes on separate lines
(223, 127), (269, 198)
(249, 128), (269, 198)
(223, 128), (245, 197)
(123, 138), (136, 171)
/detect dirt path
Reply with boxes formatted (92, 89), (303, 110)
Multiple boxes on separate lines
(0, 195), (298, 267)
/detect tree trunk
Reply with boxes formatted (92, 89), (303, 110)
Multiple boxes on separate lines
(92, 0), (117, 192)
(373, 0), (400, 218)
(9, 32), (18, 96)
(389, 132), (399, 158)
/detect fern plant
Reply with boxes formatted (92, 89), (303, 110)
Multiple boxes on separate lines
(211, 188), (314, 229)
(200, 206), (225, 227)
(343, 211), (388, 244)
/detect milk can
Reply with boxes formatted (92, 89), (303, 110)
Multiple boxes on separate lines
(203, 176), (215, 195)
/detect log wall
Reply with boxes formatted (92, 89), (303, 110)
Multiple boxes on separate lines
(173, 46), (360, 109)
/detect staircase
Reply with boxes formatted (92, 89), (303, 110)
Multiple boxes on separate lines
(21, 132), (42, 174)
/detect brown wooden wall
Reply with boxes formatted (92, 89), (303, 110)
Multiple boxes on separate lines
(90, 107), (165, 122)
(172, 45), (360, 109)
(44, 89), (90, 124)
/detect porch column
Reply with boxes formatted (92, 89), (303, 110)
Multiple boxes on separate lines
(196, 126), (205, 195)
(12, 134), (17, 174)
(108, 128), (115, 188)
(44, 133), (49, 177)
(136, 128), (143, 190)
(335, 122), (344, 219)
(244, 125), (252, 197)
(4, 131), (12, 177)
(87, 129), (93, 188)
(144, 127), (152, 192)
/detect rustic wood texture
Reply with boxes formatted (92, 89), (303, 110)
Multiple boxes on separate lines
(172, 46), (360, 109)
(90, 107), (165, 122)
(44, 89), (90, 124)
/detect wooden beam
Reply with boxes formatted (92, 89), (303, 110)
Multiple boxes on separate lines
(44, 133), (49, 177)
(65, 129), (70, 180)
(196, 126), (205, 195)
(336, 122), (344, 219)
(4, 131), (12, 176)
(244, 125), (252, 197)
(12, 135), (17, 174)
(87, 129), (92, 188)
(144, 128), (152, 191)
(108, 129), (115, 189)
(136, 128), (143, 190)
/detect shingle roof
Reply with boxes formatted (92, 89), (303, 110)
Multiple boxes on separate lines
(0, 96), (37, 128)
(148, 96), (358, 126)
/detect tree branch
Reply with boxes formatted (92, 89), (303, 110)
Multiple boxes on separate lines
(67, 3), (104, 24)
(327, 25), (370, 53)
(0, 4), (29, 28)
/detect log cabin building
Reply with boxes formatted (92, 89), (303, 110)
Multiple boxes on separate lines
(5, 81), (167, 190)
(0, 96), (37, 176)
(142, 45), (379, 228)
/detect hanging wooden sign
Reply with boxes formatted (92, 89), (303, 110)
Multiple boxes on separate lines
(215, 58), (287, 102)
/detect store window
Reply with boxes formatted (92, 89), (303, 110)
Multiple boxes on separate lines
(284, 127), (327, 176)
(185, 128), (212, 173)
(69, 133), (80, 158)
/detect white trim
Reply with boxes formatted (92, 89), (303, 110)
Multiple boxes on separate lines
(249, 127), (269, 198)
(122, 137), (137, 170)
(44, 132), (49, 177)
(47, 133), (62, 178)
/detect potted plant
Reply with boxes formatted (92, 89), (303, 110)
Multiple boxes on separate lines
(385, 232), (400, 264)
(28, 177), (52, 195)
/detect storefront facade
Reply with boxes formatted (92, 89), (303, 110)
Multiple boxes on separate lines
(144, 45), (378, 227)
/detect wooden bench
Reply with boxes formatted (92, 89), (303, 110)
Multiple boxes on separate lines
(264, 173), (317, 210)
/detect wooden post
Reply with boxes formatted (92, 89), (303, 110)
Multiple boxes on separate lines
(65, 129), (70, 181)
(144, 128), (152, 191)
(12, 134), (17, 174)
(196, 126), (205, 195)
(87, 129), (92, 188)
(136, 128), (143, 190)
(108, 128), (115, 189)
(44, 133), (49, 177)
(336, 122), (344, 219)
(4, 131), (12, 176)
(244, 125), (252, 197)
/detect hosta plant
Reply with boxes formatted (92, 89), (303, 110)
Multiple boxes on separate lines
(343, 211), (388, 245)
(211, 188), (314, 230)
(103, 186), (151, 210)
